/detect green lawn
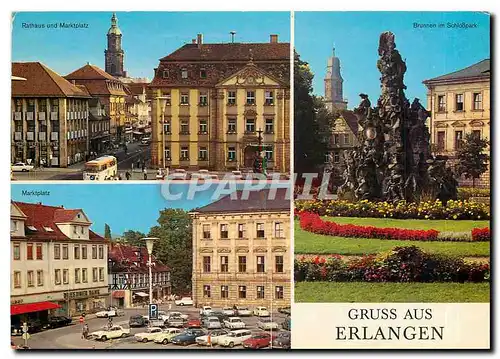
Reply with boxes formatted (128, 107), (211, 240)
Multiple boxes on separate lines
(295, 282), (490, 303)
(294, 222), (490, 257)
(322, 216), (489, 232)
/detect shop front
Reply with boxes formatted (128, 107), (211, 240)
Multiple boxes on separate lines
(10, 299), (61, 335)
(62, 287), (109, 316)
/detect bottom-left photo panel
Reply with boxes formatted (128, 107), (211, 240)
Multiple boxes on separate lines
(10, 182), (291, 350)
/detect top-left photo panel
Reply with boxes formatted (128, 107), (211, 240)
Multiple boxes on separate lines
(11, 11), (291, 181)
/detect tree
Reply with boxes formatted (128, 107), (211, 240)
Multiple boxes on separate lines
(104, 223), (112, 239)
(121, 230), (146, 247)
(148, 209), (192, 295)
(456, 133), (490, 187)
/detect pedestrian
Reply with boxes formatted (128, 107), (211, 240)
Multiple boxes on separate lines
(137, 159), (140, 169)
(125, 171), (131, 180)
(141, 163), (145, 172)
(143, 168), (148, 180)
(131, 162), (134, 172)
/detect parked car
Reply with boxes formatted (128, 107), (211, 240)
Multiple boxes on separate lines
(168, 169), (188, 181)
(230, 170), (244, 180)
(134, 327), (164, 343)
(202, 316), (222, 329)
(168, 316), (188, 328)
(223, 317), (246, 329)
(167, 311), (189, 320)
(15, 320), (44, 334)
(95, 308), (124, 318)
(157, 311), (170, 322)
(199, 306), (213, 316)
(45, 316), (72, 329)
(88, 325), (130, 341)
(186, 319), (202, 328)
(253, 306), (270, 317)
(140, 137), (151, 145)
(243, 333), (273, 349)
(196, 329), (229, 346)
(272, 331), (291, 349)
(129, 315), (148, 328)
(204, 311), (229, 322)
(222, 307), (236, 316)
(235, 306), (252, 317)
(174, 297), (193, 306)
(149, 319), (167, 328)
(278, 306), (291, 315)
(170, 328), (206, 346)
(281, 317), (291, 331)
(257, 318), (280, 331)
(153, 328), (184, 345)
(11, 162), (34, 172)
(219, 329), (253, 348)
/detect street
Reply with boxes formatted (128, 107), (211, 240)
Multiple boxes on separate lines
(12, 304), (289, 350)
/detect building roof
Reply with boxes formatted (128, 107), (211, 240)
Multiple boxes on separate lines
(194, 188), (290, 214)
(11, 201), (105, 242)
(125, 82), (148, 96)
(423, 59), (490, 84)
(340, 110), (359, 135)
(66, 63), (118, 81)
(160, 42), (290, 62)
(108, 243), (169, 273)
(11, 62), (91, 98)
(65, 64), (128, 96)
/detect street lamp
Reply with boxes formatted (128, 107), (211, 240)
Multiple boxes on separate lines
(143, 237), (158, 310)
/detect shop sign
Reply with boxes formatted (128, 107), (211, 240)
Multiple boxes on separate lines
(63, 289), (101, 300)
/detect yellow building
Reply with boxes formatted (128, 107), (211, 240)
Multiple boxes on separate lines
(190, 188), (290, 308)
(423, 59), (490, 187)
(149, 34), (290, 173)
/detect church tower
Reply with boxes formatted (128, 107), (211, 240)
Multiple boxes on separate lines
(105, 12), (126, 78)
(324, 47), (347, 111)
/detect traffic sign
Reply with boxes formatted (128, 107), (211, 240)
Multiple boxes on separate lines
(79, 316), (84, 323)
(149, 303), (158, 320)
(22, 333), (30, 340)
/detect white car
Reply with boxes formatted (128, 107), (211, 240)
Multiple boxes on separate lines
(144, 311), (169, 322)
(196, 329), (229, 346)
(199, 306), (213, 316)
(236, 306), (252, 317)
(257, 318), (280, 331)
(167, 311), (189, 320)
(89, 325), (130, 341)
(219, 329), (253, 348)
(223, 317), (246, 329)
(253, 306), (270, 317)
(11, 162), (34, 172)
(222, 307), (236, 316)
(95, 308), (124, 318)
(134, 327), (164, 343)
(167, 169), (188, 180)
(174, 297), (193, 306)
(153, 328), (184, 345)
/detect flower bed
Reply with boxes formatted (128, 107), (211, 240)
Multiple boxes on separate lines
(472, 228), (491, 242)
(295, 199), (490, 220)
(294, 246), (490, 283)
(458, 187), (490, 200)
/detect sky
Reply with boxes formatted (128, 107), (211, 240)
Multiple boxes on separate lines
(11, 11), (291, 79)
(294, 11), (490, 109)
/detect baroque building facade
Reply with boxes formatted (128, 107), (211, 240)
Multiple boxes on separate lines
(149, 34), (290, 173)
(190, 188), (290, 308)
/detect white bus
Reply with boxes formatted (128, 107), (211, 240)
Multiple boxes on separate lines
(83, 156), (118, 180)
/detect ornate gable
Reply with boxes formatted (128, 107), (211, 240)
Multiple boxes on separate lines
(216, 62), (285, 88)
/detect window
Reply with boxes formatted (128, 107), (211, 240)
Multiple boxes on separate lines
(238, 223), (246, 238)
(54, 244), (60, 260)
(51, 99), (59, 112)
(63, 269), (68, 284)
(203, 285), (211, 298)
(246, 91), (255, 105)
(99, 245), (104, 259)
(221, 285), (229, 299)
(74, 245), (80, 260)
(228, 118), (236, 133)
(343, 133), (350, 145)
(13, 243), (20, 260)
(75, 268), (81, 283)
(275, 255), (284, 273)
(92, 268), (98, 282)
(81, 226), (85, 234)
(82, 245), (87, 260)
(437, 95), (446, 112)
(245, 119), (255, 133)
(27, 99), (35, 112)
(265, 147), (273, 161)
(165, 147), (171, 160)
(203, 256), (211, 273)
(27, 271), (34, 287)
(275, 286), (284, 299)
(333, 134), (340, 145)
(455, 94), (464, 111)
(227, 91), (236, 105)
(63, 244), (69, 260)
(180, 147), (189, 160)
(55, 269), (61, 285)
(238, 256), (247, 272)
(82, 268), (88, 283)
(11, 220), (18, 232)
(472, 130), (481, 140)
(454, 131), (463, 150)
(26, 243), (34, 260)
(256, 223), (265, 238)
(265, 118), (274, 133)
(202, 224), (211, 239)
(180, 92), (189, 105)
(275, 222), (284, 238)
(162, 69), (169, 79)
(92, 245), (97, 259)
(37, 270), (43, 286)
(181, 68), (188, 79)
(164, 92), (171, 105)
(257, 286), (265, 299)
(334, 152), (340, 163)
(473, 93), (483, 110)
(36, 243), (43, 260)
(265, 90), (274, 105)
(15, 99), (22, 112)
(220, 256), (229, 272)
(199, 119), (208, 134)
(38, 100), (46, 113)
(238, 285), (247, 299)
(228, 147), (236, 161)
(200, 68), (207, 79)
(99, 268), (104, 281)
(180, 120), (189, 134)
(199, 92), (208, 106)
(73, 226), (77, 234)
(13, 271), (21, 288)
(437, 131), (445, 151)
(164, 121), (171, 134)
(199, 147), (208, 161)
(220, 224), (228, 239)
(257, 256), (265, 272)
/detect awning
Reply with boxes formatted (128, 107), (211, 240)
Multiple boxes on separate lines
(11, 301), (60, 316)
(134, 292), (149, 297)
(112, 291), (125, 298)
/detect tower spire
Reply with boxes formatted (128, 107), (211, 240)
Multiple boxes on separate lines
(105, 12), (125, 77)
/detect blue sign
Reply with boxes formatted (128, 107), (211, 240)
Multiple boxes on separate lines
(149, 303), (158, 320)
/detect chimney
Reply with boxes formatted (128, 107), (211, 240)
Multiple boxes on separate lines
(270, 34), (278, 43)
(192, 39), (196, 44)
(197, 33), (203, 48)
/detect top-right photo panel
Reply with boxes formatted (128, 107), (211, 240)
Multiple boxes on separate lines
(293, 12), (491, 304)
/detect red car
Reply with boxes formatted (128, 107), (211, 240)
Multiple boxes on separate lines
(242, 333), (274, 349)
(186, 319), (202, 328)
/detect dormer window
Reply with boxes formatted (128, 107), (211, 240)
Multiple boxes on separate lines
(44, 227), (54, 232)
(27, 226), (37, 231)
(181, 68), (188, 79)
(200, 68), (207, 79)
(10, 220), (18, 232)
(162, 70), (169, 79)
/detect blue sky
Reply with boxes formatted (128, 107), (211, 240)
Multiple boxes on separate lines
(12, 11), (290, 79)
(295, 11), (490, 109)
